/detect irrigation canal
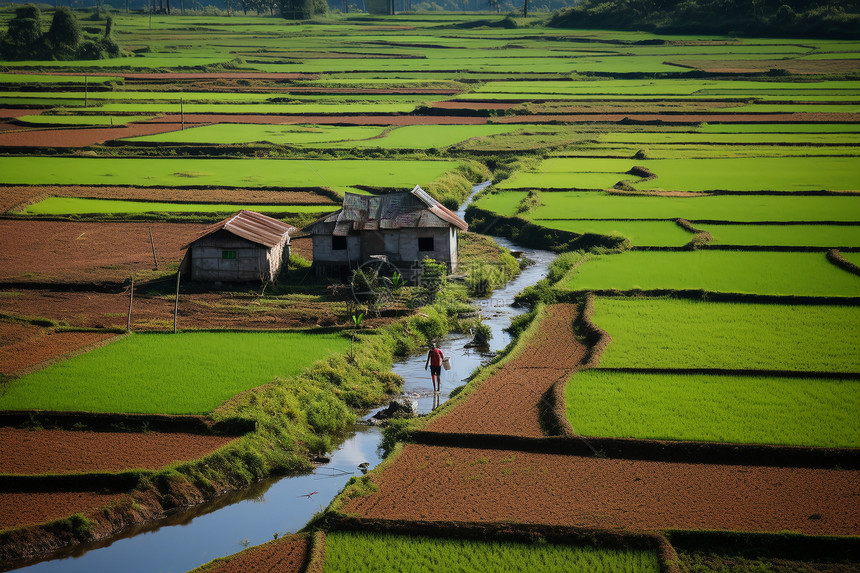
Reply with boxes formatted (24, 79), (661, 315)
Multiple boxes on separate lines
(11, 184), (556, 573)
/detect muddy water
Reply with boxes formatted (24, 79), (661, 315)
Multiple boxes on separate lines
(9, 184), (555, 573)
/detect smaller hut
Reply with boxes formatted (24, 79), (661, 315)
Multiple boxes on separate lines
(181, 210), (295, 283)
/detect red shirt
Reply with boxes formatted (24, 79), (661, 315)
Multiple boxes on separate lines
(428, 348), (443, 367)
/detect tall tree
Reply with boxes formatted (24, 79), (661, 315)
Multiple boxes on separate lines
(47, 6), (81, 58)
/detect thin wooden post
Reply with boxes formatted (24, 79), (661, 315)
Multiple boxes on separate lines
(84, 75), (88, 108)
(180, 97), (184, 130)
(127, 275), (134, 332)
(149, 227), (158, 269)
(173, 272), (180, 333)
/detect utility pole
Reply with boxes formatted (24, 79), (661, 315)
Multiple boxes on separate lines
(149, 227), (158, 269)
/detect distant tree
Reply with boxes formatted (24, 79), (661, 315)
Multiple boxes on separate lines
(47, 7), (81, 59)
(279, 0), (315, 18)
(7, 4), (43, 46)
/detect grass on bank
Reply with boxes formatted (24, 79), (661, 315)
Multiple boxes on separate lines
(589, 298), (860, 372)
(0, 331), (350, 414)
(323, 531), (660, 573)
(561, 251), (860, 297)
(566, 370), (860, 448)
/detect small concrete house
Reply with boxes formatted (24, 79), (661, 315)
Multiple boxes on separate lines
(181, 210), (295, 283)
(303, 185), (468, 278)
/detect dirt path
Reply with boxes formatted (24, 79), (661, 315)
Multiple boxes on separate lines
(425, 304), (585, 438)
(0, 428), (236, 475)
(344, 444), (860, 536)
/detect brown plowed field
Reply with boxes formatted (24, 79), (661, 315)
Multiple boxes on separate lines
(0, 324), (117, 375)
(493, 112), (860, 124)
(0, 287), (354, 333)
(0, 122), (202, 148)
(426, 304), (584, 437)
(153, 114), (491, 125)
(202, 536), (310, 573)
(1, 185), (337, 213)
(0, 109), (40, 119)
(0, 220), (209, 283)
(0, 491), (125, 530)
(0, 427), (236, 475)
(344, 444), (860, 536)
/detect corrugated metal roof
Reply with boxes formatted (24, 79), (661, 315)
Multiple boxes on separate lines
(184, 210), (295, 249)
(303, 186), (467, 235)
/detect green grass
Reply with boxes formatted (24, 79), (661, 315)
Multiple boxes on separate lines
(589, 298), (860, 372)
(323, 531), (660, 573)
(499, 157), (860, 193)
(843, 252), (860, 266)
(562, 251), (860, 296)
(0, 157), (461, 189)
(0, 331), (350, 414)
(698, 224), (860, 247)
(476, 191), (860, 223)
(524, 219), (693, 247)
(597, 132), (860, 145)
(18, 198), (339, 216)
(125, 124), (520, 149)
(566, 370), (860, 448)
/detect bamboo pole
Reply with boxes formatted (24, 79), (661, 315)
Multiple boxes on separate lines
(173, 272), (180, 333)
(149, 227), (158, 269)
(127, 275), (134, 332)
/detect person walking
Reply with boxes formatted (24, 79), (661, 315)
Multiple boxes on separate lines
(424, 343), (444, 393)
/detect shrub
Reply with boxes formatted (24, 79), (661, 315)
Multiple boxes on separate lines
(47, 7), (81, 59)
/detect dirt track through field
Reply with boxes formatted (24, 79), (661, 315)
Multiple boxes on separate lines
(425, 304), (584, 438)
(0, 428), (236, 475)
(344, 444), (860, 536)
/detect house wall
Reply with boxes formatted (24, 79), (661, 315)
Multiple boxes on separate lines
(311, 228), (457, 278)
(189, 233), (287, 283)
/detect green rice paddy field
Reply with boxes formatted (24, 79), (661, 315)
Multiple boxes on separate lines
(323, 531), (660, 573)
(566, 370), (860, 447)
(0, 331), (349, 414)
(496, 157), (860, 192)
(561, 251), (860, 296)
(588, 298), (860, 372)
(0, 157), (461, 189)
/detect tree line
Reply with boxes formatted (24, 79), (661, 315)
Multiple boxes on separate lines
(0, 4), (122, 60)
(548, 0), (860, 39)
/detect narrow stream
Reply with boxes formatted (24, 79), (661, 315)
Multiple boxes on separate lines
(9, 184), (555, 573)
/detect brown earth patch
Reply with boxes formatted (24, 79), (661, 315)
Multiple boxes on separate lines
(344, 444), (860, 536)
(493, 112), (860, 124)
(0, 122), (203, 148)
(200, 535), (311, 573)
(0, 109), (41, 119)
(0, 490), (124, 530)
(433, 101), (518, 110)
(1, 185), (338, 213)
(0, 428), (236, 475)
(0, 287), (382, 333)
(0, 323), (116, 376)
(154, 114), (490, 125)
(0, 220), (210, 283)
(426, 304), (585, 438)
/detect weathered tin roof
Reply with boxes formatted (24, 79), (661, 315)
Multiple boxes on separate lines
(303, 185), (467, 236)
(184, 210), (295, 249)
